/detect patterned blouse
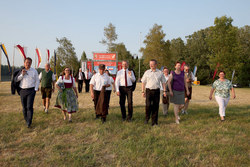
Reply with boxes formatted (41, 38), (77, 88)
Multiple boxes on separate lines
(212, 79), (232, 98)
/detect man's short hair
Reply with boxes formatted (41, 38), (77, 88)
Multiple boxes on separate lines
(99, 64), (105, 70)
(24, 57), (32, 63)
(184, 64), (189, 68)
(150, 59), (157, 64)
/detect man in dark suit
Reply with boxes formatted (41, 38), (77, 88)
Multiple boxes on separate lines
(84, 68), (92, 93)
(75, 68), (85, 93)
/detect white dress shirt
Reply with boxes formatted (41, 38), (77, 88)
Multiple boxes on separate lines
(39, 70), (56, 81)
(115, 68), (136, 92)
(85, 71), (92, 80)
(17, 67), (40, 91)
(90, 73), (111, 91)
(78, 72), (84, 80)
(56, 76), (76, 87)
(141, 69), (166, 89)
(106, 76), (114, 91)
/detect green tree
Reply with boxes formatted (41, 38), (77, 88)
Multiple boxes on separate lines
(140, 24), (171, 67)
(185, 28), (211, 84)
(237, 25), (250, 86)
(100, 23), (118, 52)
(169, 37), (185, 67)
(50, 37), (80, 76)
(207, 16), (240, 80)
(80, 51), (88, 61)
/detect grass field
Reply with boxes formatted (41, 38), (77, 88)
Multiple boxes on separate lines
(0, 82), (249, 167)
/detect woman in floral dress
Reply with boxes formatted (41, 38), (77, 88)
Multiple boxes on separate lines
(55, 67), (78, 122)
(209, 71), (236, 121)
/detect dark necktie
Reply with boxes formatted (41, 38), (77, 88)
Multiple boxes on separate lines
(125, 70), (127, 87)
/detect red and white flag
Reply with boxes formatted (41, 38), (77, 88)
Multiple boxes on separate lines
(35, 48), (42, 68)
(212, 63), (220, 80)
(181, 61), (186, 71)
(16, 45), (26, 60)
(47, 49), (50, 63)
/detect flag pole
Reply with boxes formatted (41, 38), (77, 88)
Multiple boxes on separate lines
(0, 43), (2, 82)
(12, 45), (15, 76)
(35, 47), (37, 69)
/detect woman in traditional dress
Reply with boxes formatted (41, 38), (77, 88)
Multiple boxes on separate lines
(55, 67), (78, 122)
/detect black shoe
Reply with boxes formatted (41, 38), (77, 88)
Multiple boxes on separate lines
(152, 122), (158, 126)
(101, 117), (106, 123)
(95, 115), (100, 120)
(126, 118), (132, 122)
(144, 120), (148, 124)
(69, 120), (72, 123)
(27, 124), (31, 128)
(122, 118), (126, 121)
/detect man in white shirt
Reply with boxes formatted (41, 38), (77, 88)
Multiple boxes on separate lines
(76, 68), (85, 93)
(84, 68), (92, 93)
(141, 59), (167, 126)
(182, 64), (195, 114)
(115, 61), (136, 122)
(90, 64), (111, 123)
(15, 57), (40, 128)
(161, 67), (170, 116)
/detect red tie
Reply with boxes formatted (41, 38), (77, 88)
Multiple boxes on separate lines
(125, 70), (127, 87)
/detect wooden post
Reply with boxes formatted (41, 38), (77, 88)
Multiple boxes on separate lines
(0, 46), (2, 82)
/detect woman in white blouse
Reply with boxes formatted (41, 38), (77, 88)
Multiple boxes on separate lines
(55, 67), (78, 122)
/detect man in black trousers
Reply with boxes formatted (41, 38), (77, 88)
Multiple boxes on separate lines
(75, 68), (85, 93)
(84, 68), (92, 93)
(115, 61), (136, 121)
(141, 59), (167, 126)
(15, 57), (40, 128)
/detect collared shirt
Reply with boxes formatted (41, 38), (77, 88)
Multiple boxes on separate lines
(17, 67), (40, 91)
(90, 73), (111, 91)
(212, 79), (232, 98)
(85, 71), (92, 80)
(115, 68), (136, 92)
(78, 72), (84, 80)
(39, 70), (56, 81)
(160, 74), (169, 90)
(106, 76), (114, 91)
(185, 71), (195, 88)
(56, 75), (76, 87)
(141, 69), (166, 89)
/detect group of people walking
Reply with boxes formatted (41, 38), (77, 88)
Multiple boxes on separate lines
(12, 57), (236, 128)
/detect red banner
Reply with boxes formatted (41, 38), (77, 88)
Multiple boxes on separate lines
(94, 61), (116, 66)
(87, 61), (92, 72)
(93, 53), (116, 60)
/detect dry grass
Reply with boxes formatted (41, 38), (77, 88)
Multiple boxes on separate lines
(0, 81), (249, 167)
(0, 82), (249, 114)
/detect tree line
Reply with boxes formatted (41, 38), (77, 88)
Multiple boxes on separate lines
(2, 16), (249, 86)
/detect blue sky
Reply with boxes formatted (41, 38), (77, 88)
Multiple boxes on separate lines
(0, 0), (249, 67)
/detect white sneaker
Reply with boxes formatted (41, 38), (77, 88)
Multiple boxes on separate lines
(185, 110), (188, 115)
(175, 120), (180, 124)
(178, 116), (180, 120)
(181, 109), (185, 114)
(45, 109), (48, 113)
